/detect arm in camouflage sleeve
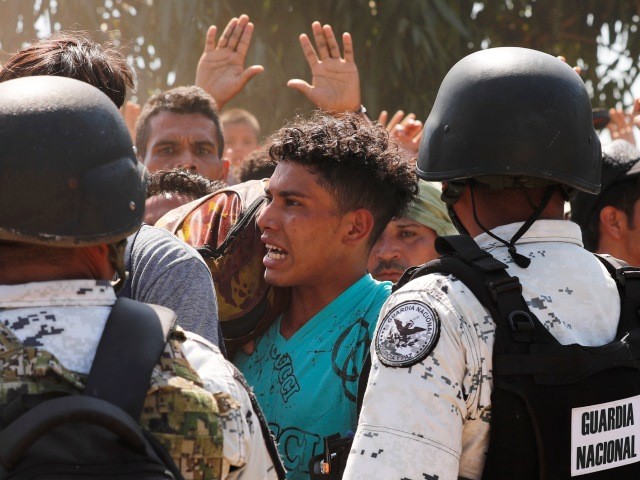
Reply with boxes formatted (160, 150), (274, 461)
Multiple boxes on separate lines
(141, 335), (225, 480)
(182, 332), (286, 480)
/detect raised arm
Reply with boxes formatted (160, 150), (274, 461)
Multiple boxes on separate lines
(287, 22), (361, 113)
(195, 14), (264, 111)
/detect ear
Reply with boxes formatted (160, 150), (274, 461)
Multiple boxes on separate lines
(82, 244), (115, 280)
(343, 208), (375, 245)
(599, 206), (628, 241)
(221, 158), (230, 180)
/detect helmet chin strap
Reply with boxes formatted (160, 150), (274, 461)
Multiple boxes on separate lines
(108, 238), (128, 292)
(469, 183), (557, 268)
(441, 181), (471, 236)
(442, 181), (557, 269)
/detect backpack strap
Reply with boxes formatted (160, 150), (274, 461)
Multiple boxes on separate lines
(117, 225), (143, 300)
(596, 254), (640, 336)
(84, 297), (176, 420)
(395, 235), (539, 342)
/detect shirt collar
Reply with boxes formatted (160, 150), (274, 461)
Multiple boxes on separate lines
(0, 279), (116, 308)
(474, 219), (583, 252)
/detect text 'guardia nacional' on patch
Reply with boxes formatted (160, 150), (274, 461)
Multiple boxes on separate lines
(571, 395), (640, 476)
(374, 300), (440, 368)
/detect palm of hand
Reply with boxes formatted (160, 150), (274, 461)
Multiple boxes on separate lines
(198, 50), (247, 104)
(309, 60), (360, 111)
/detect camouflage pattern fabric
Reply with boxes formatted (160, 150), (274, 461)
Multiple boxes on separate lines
(156, 180), (288, 347)
(343, 220), (621, 480)
(0, 323), (225, 479)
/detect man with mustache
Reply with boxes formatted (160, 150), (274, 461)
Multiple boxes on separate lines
(368, 180), (455, 283)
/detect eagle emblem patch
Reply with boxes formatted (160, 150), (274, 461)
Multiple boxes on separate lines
(375, 301), (440, 367)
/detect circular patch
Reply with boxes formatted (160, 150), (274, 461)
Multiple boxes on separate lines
(375, 301), (440, 368)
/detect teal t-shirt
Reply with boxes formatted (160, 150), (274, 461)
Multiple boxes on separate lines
(234, 274), (391, 479)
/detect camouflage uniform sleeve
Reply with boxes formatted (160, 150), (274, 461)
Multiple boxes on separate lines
(140, 331), (224, 480)
(181, 332), (283, 480)
(344, 274), (489, 480)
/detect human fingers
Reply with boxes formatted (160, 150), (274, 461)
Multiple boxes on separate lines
(633, 99), (640, 128)
(400, 113), (416, 126)
(298, 33), (320, 67)
(227, 14), (249, 50)
(287, 79), (313, 99)
(342, 32), (355, 63)
(608, 108), (629, 138)
(322, 24), (341, 58)
(239, 65), (265, 85)
(311, 21), (330, 60)
(557, 55), (581, 75)
(387, 110), (405, 131)
(378, 110), (389, 127)
(403, 120), (423, 138)
(218, 16), (239, 49)
(236, 20), (255, 57)
(203, 25), (218, 52)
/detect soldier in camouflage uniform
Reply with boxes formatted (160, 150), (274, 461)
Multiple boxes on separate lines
(0, 75), (278, 480)
(343, 48), (627, 479)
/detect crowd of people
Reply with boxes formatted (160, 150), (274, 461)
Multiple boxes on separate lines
(2, 11), (640, 480)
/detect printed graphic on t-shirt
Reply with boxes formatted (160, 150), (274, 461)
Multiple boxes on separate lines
(331, 316), (370, 402)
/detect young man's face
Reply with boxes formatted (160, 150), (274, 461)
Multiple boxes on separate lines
(224, 122), (259, 170)
(367, 218), (438, 283)
(140, 112), (228, 181)
(257, 162), (349, 288)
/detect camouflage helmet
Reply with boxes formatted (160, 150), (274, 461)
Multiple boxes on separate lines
(417, 47), (601, 195)
(0, 75), (146, 246)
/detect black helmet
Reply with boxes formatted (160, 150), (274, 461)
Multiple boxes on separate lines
(0, 75), (146, 246)
(417, 47), (601, 194)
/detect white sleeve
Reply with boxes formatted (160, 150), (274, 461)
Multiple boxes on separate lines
(181, 333), (281, 480)
(343, 275), (490, 480)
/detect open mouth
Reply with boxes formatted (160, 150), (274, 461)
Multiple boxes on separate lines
(266, 244), (288, 259)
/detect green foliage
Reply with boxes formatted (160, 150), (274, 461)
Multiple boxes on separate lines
(0, 0), (638, 136)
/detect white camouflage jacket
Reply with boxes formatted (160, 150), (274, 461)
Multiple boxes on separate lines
(344, 220), (620, 480)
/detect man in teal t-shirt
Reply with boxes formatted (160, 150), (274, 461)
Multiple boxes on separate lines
(235, 274), (389, 476)
(233, 110), (418, 478)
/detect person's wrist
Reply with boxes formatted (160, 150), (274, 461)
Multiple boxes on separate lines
(354, 104), (370, 120)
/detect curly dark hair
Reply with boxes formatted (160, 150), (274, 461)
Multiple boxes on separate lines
(135, 86), (224, 159)
(238, 148), (275, 182)
(0, 31), (134, 108)
(146, 169), (225, 199)
(267, 111), (418, 245)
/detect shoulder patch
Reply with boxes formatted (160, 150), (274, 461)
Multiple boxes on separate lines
(374, 301), (440, 368)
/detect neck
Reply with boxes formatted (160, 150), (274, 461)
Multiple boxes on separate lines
(280, 268), (366, 339)
(597, 238), (640, 267)
(0, 244), (114, 285)
(457, 187), (565, 238)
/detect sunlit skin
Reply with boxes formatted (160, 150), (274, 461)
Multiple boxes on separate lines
(140, 112), (229, 181)
(597, 198), (640, 266)
(257, 162), (372, 338)
(144, 192), (195, 226)
(224, 122), (259, 171)
(367, 218), (438, 283)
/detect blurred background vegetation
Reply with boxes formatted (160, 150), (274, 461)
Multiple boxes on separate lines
(0, 0), (639, 137)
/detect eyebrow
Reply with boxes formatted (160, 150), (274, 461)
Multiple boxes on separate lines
(194, 140), (217, 147)
(263, 187), (310, 199)
(395, 220), (423, 228)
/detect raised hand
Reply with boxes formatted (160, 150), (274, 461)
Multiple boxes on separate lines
(287, 22), (361, 113)
(195, 14), (264, 111)
(607, 99), (640, 146)
(378, 110), (424, 158)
